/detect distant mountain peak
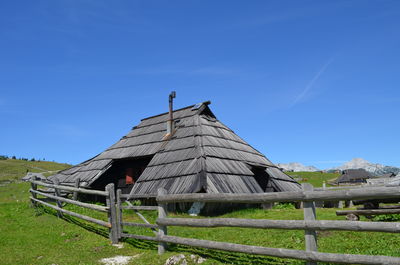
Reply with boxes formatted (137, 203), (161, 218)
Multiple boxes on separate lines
(331, 158), (399, 176)
(277, 162), (319, 172)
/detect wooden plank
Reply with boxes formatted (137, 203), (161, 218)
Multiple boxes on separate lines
(53, 178), (63, 218)
(156, 218), (400, 233)
(302, 183), (317, 265)
(73, 178), (80, 201)
(116, 189), (123, 239)
(336, 209), (400, 216)
(120, 233), (158, 241)
(122, 193), (157, 199)
(106, 183), (119, 244)
(30, 180), (108, 196)
(357, 205), (400, 210)
(122, 222), (158, 229)
(30, 197), (111, 228)
(30, 176), (38, 207)
(156, 186), (400, 204)
(30, 189), (108, 212)
(157, 188), (168, 255)
(157, 235), (400, 265)
(121, 205), (159, 211)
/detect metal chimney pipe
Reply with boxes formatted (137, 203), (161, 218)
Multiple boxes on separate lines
(167, 91), (176, 135)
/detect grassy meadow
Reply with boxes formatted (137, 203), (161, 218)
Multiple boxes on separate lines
(286, 171), (340, 187)
(0, 158), (71, 182)
(0, 162), (399, 264)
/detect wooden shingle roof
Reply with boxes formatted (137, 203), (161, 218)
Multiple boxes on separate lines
(49, 101), (300, 194)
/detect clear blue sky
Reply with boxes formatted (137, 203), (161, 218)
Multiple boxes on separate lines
(1, 1), (399, 169)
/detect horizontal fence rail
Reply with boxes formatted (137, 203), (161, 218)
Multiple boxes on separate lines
(30, 189), (108, 212)
(122, 222), (159, 229)
(29, 178), (116, 241)
(157, 235), (400, 265)
(30, 179), (108, 196)
(121, 205), (159, 211)
(30, 197), (111, 227)
(157, 186), (400, 204)
(121, 193), (156, 199)
(30, 179), (400, 265)
(157, 217), (400, 233)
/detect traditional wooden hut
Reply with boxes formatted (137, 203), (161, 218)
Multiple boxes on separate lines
(49, 100), (300, 199)
(335, 169), (372, 185)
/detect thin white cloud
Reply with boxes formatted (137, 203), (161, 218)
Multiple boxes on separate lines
(292, 57), (335, 106)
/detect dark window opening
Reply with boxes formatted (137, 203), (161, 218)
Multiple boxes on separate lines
(250, 165), (274, 192)
(92, 156), (153, 194)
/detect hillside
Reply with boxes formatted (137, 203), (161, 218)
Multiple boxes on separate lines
(286, 171), (340, 187)
(0, 159), (71, 182)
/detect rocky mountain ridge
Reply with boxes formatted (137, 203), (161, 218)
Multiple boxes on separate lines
(278, 158), (399, 175)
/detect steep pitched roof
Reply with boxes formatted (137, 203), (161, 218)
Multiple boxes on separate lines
(50, 101), (300, 194)
(336, 169), (372, 183)
(49, 103), (201, 186)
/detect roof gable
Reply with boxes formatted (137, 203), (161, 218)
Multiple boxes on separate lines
(49, 101), (300, 194)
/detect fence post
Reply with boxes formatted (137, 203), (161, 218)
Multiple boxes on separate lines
(106, 183), (119, 244)
(302, 183), (318, 265)
(116, 189), (123, 240)
(53, 178), (63, 218)
(73, 178), (80, 201)
(30, 176), (38, 207)
(157, 188), (168, 255)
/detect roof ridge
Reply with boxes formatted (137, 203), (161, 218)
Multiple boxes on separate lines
(140, 101), (211, 121)
(194, 112), (207, 190)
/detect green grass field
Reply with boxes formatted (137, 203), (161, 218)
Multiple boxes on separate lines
(1, 180), (400, 265)
(286, 171), (340, 187)
(0, 158), (71, 182)
(1, 163), (398, 264)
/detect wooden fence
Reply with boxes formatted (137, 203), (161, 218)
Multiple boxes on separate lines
(29, 177), (119, 244)
(29, 179), (400, 265)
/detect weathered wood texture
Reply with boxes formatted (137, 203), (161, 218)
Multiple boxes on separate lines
(31, 179), (108, 196)
(53, 178), (63, 218)
(122, 222), (158, 229)
(30, 176), (38, 206)
(158, 188), (168, 255)
(116, 189), (123, 239)
(157, 235), (400, 265)
(106, 184), (118, 244)
(121, 205), (159, 210)
(336, 208), (400, 216)
(30, 197), (110, 227)
(30, 189), (108, 212)
(121, 193), (156, 199)
(357, 205), (400, 210)
(157, 186), (400, 204)
(156, 218), (400, 233)
(302, 183), (317, 265)
(73, 178), (80, 201)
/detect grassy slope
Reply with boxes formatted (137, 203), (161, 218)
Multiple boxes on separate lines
(0, 159), (71, 182)
(286, 171), (340, 187)
(1, 166), (399, 264)
(2, 182), (399, 265)
(0, 182), (174, 265)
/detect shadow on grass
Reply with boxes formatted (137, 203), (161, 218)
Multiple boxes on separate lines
(37, 205), (296, 265)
